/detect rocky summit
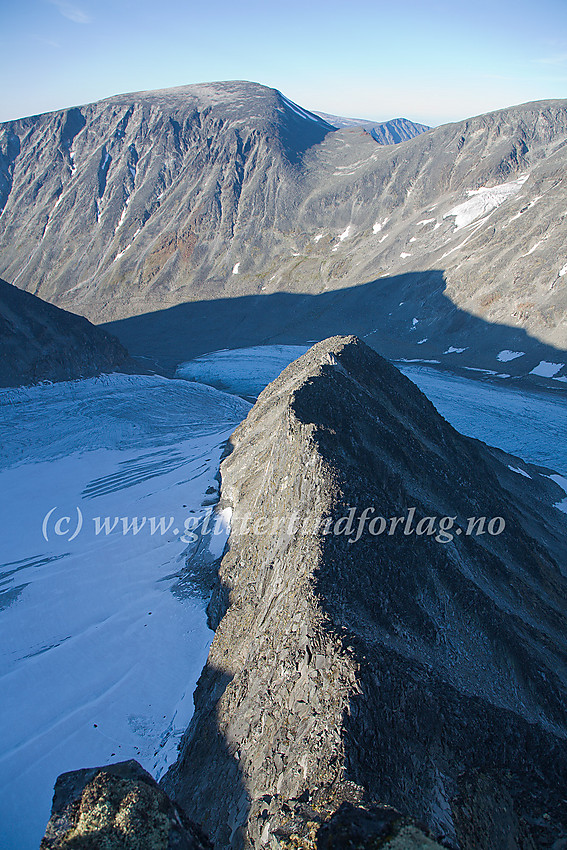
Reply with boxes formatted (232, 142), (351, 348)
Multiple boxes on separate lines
(0, 276), (129, 387)
(162, 336), (567, 850)
(0, 83), (566, 378)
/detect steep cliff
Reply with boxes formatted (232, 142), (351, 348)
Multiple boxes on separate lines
(164, 336), (567, 849)
(0, 276), (130, 386)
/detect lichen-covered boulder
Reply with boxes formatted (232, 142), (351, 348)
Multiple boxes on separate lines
(40, 759), (212, 850)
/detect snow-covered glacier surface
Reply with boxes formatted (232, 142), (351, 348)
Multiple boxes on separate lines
(399, 363), (567, 473)
(177, 344), (567, 475)
(176, 345), (310, 398)
(0, 374), (250, 850)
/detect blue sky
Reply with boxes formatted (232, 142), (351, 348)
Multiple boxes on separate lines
(1, 0), (566, 125)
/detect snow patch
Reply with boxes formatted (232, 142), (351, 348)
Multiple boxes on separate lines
(397, 358), (441, 364)
(100, 150), (110, 171)
(508, 465), (532, 479)
(444, 175), (528, 230)
(208, 507), (232, 559)
(280, 94), (323, 125)
(417, 338), (428, 345)
(522, 240), (543, 257)
(530, 361), (564, 378)
(116, 200), (130, 232)
(546, 474), (567, 514)
(232, 262), (240, 275)
(497, 350), (525, 363)
(400, 252), (411, 259)
(338, 225), (351, 241)
(113, 245), (131, 262)
(559, 262), (567, 277)
(314, 233), (323, 242)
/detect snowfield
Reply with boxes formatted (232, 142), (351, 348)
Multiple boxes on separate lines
(176, 345), (310, 397)
(444, 175), (529, 230)
(0, 374), (250, 850)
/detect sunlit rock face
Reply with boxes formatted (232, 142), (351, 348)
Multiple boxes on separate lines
(40, 760), (213, 850)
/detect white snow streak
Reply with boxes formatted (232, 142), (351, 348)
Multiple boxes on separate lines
(546, 474), (567, 514)
(508, 465), (532, 479)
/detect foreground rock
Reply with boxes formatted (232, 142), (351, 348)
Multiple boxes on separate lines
(40, 762), (443, 850)
(40, 759), (212, 850)
(163, 336), (567, 849)
(0, 277), (130, 387)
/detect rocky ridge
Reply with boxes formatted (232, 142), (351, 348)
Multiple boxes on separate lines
(40, 760), (213, 850)
(163, 336), (567, 850)
(0, 276), (130, 386)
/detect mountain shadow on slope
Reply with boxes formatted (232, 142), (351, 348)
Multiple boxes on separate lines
(102, 271), (567, 388)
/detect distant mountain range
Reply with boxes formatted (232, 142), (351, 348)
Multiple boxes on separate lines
(0, 81), (565, 383)
(313, 110), (431, 143)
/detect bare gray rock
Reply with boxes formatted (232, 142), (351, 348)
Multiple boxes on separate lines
(163, 336), (567, 850)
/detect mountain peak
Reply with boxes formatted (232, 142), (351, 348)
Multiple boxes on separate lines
(164, 336), (567, 850)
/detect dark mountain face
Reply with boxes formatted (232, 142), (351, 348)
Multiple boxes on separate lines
(0, 277), (130, 386)
(0, 83), (565, 376)
(163, 336), (567, 850)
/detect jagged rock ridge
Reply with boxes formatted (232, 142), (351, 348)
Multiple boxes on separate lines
(0, 83), (566, 373)
(163, 336), (567, 850)
(0, 276), (129, 386)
